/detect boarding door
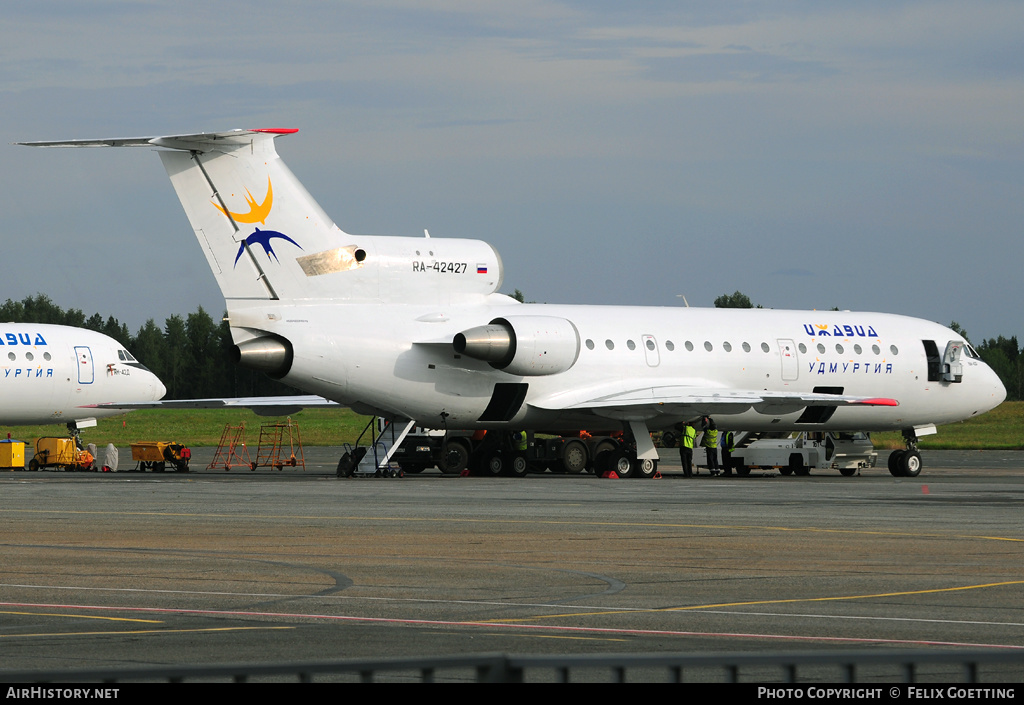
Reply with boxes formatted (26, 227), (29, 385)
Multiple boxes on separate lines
(777, 339), (798, 381)
(74, 346), (94, 384)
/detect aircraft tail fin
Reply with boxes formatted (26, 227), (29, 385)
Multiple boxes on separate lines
(155, 129), (347, 302)
(22, 129), (350, 303)
(20, 129), (507, 308)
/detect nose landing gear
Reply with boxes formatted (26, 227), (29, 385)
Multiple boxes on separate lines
(888, 429), (923, 477)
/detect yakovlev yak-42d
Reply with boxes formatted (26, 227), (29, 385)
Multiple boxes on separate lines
(20, 129), (1006, 477)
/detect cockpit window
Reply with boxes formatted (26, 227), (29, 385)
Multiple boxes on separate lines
(964, 343), (981, 360)
(118, 350), (126, 361)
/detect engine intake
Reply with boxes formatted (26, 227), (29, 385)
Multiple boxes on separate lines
(454, 316), (580, 376)
(232, 336), (294, 379)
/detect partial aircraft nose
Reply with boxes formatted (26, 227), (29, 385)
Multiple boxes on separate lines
(975, 360), (1007, 414)
(150, 373), (167, 401)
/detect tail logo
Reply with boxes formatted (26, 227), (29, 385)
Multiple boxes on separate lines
(213, 177), (273, 224)
(234, 228), (303, 266)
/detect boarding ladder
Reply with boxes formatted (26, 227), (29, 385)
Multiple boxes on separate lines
(252, 419), (306, 471)
(207, 424), (253, 471)
(336, 417), (416, 477)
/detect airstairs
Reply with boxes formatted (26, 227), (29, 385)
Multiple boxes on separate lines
(336, 417), (416, 477)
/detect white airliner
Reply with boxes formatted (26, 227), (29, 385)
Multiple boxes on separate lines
(0, 323), (166, 430)
(20, 129), (1006, 477)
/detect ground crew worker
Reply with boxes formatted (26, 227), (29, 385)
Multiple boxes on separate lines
(511, 430), (528, 452)
(720, 429), (735, 476)
(678, 422), (696, 477)
(701, 418), (719, 475)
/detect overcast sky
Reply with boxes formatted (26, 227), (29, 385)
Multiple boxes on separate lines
(3, 1), (1021, 343)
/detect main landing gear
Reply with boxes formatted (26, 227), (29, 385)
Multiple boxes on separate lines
(887, 429), (923, 478)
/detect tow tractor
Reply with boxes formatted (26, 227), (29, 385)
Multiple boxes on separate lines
(730, 431), (878, 477)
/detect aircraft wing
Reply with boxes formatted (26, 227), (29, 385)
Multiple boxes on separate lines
(82, 395), (341, 417)
(529, 382), (896, 422)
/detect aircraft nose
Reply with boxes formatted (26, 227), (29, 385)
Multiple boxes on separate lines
(977, 362), (1006, 411)
(151, 374), (167, 401)
(991, 367), (1007, 405)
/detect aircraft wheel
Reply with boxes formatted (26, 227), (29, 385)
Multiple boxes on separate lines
(440, 441), (469, 475)
(839, 467), (857, 477)
(888, 450), (905, 477)
(561, 439), (588, 474)
(510, 455), (529, 478)
(900, 450), (922, 477)
(608, 448), (635, 478)
(635, 457), (657, 479)
(484, 454), (505, 477)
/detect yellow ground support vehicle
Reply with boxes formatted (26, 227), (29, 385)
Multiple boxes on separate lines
(28, 437), (95, 471)
(130, 442), (191, 472)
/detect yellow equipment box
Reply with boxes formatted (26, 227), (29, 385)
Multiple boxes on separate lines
(0, 440), (25, 469)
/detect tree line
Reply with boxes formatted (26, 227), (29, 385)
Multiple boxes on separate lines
(715, 291), (1022, 401)
(1, 294), (299, 400)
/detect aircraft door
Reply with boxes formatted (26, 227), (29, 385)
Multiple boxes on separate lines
(942, 340), (964, 383)
(642, 335), (660, 367)
(74, 346), (94, 384)
(777, 338), (798, 381)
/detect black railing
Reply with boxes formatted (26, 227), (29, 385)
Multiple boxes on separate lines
(1, 650), (1022, 683)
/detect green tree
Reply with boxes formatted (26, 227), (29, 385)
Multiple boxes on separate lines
(131, 319), (167, 382)
(714, 291), (754, 308)
(162, 314), (192, 399)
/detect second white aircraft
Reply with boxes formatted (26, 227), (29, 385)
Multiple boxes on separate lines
(0, 323), (166, 430)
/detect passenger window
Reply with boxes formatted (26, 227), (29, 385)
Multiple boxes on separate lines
(854, 344), (862, 355)
(817, 343), (826, 354)
(665, 341), (675, 351)
(761, 342), (770, 353)
(25, 352), (34, 361)
(585, 339), (595, 350)
(627, 340), (636, 351)
(605, 339), (614, 350)
(872, 345), (880, 355)
(798, 343), (807, 354)
(890, 345), (899, 355)
(742, 342), (751, 352)
(645, 339), (655, 351)
(704, 341), (713, 352)
(7, 352), (14, 361)
(835, 344), (844, 354)
(722, 342), (732, 352)
(685, 341), (694, 351)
